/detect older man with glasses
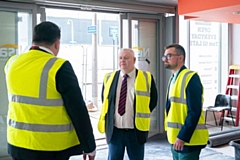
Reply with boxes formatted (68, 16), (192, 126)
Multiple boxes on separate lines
(162, 43), (209, 160)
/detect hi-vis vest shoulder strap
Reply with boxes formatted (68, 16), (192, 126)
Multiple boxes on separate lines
(98, 70), (152, 133)
(5, 50), (79, 151)
(97, 71), (116, 133)
(134, 70), (151, 131)
(165, 69), (209, 145)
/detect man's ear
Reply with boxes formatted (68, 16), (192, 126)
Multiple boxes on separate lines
(55, 39), (60, 50)
(52, 39), (60, 56)
(179, 55), (183, 60)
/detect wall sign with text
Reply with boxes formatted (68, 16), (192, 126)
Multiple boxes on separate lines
(0, 44), (18, 60)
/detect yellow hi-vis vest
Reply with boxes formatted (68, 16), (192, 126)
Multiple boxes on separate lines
(98, 70), (152, 133)
(4, 50), (79, 151)
(164, 69), (209, 145)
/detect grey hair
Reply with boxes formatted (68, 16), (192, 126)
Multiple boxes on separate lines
(120, 48), (136, 57)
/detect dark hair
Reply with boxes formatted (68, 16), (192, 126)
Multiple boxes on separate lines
(165, 43), (186, 61)
(32, 21), (61, 46)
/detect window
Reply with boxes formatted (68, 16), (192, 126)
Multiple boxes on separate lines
(179, 16), (229, 107)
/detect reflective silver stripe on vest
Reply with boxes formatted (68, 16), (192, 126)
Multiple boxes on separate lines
(40, 58), (57, 98)
(9, 94), (63, 106)
(168, 122), (207, 129)
(135, 91), (150, 97)
(135, 71), (150, 97)
(5, 55), (19, 73)
(8, 58), (63, 106)
(143, 72), (150, 92)
(8, 119), (74, 132)
(136, 112), (150, 118)
(170, 97), (186, 104)
(170, 71), (194, 104)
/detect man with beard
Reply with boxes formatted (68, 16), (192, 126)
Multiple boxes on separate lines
(162, 43), (209, 160)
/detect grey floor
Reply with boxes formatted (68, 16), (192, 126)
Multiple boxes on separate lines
(70, 133), (235, 160)
(69, 110), (238, 160)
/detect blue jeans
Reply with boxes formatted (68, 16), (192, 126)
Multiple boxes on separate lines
(171, 145), (201, 160)
(108, 127), (144, 160)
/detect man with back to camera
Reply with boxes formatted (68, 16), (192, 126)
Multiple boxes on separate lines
(4, 21), (96, 160)
(163, 43), (209, 160)
(98, 48), (158, 160)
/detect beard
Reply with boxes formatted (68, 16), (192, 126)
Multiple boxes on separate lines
(164, 63), (171, 69)
(164, 63), (177, 70)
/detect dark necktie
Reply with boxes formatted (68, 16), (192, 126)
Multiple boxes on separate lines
(118, 74), (128, 116)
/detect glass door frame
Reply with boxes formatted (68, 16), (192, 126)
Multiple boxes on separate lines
(0, 1), (38, 159)
(0, 1), (38, 28)
(39, 6), (168, 134)
(120, 13), (166, 133)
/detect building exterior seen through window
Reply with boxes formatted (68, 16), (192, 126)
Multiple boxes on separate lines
(46, 9), (120, 104)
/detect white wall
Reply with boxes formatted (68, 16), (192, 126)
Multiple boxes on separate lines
(231, 24), (240, 65)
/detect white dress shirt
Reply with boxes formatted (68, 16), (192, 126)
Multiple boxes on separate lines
(114, 69), (136, 129)
(32, 45), (54, 55)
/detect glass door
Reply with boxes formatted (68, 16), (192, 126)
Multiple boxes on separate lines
(121, 13), (165, 135)
(0, 1), (35, 158)
(40, 7), (121, 141)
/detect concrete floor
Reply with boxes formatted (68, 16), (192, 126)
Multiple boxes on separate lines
(0, 106), (237, 160)
(70, 131), (235, 160)
(69, 109), (238, 160)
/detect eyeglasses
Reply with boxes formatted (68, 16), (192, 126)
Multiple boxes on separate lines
(162, 54), (180, 61)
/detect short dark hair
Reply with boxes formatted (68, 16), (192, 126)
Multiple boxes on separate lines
(32, 21), (61, 46)
(165, 43), (185, 61)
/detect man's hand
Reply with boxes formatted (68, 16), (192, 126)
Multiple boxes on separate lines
(173, 138), (185, 151)
(83, 153), (95, 160)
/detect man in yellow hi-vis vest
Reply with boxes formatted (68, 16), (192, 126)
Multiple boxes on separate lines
(4, 22), (96, 160)
(162, 44), (209, 160)
(98, 48), (158, 160)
